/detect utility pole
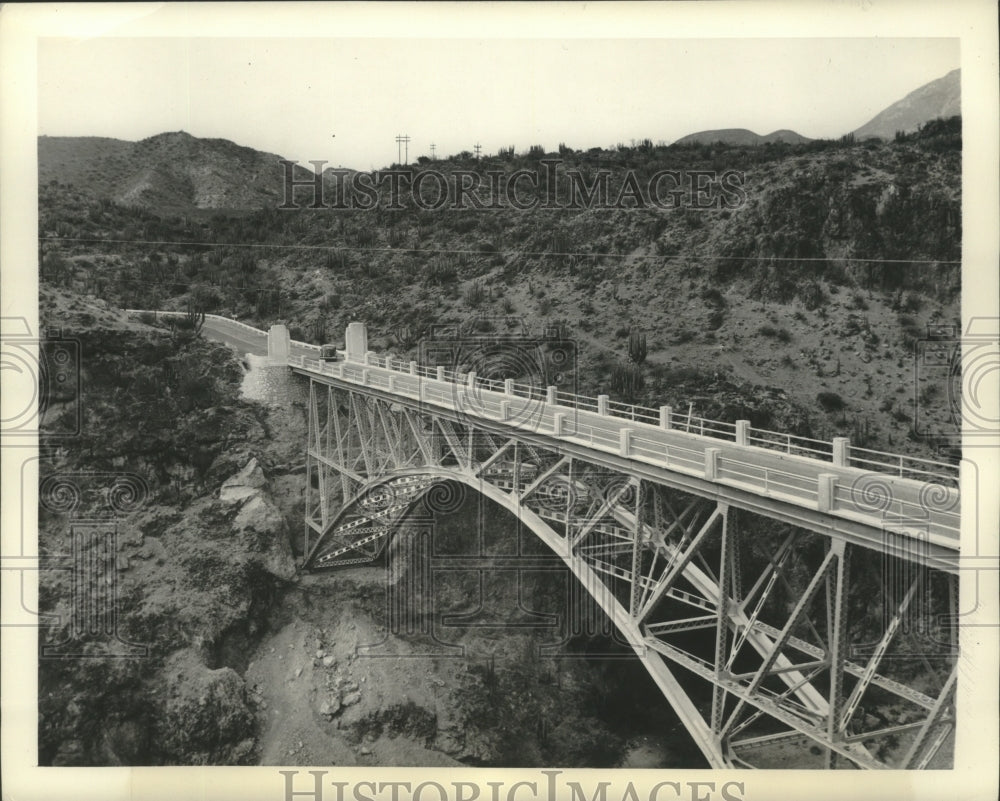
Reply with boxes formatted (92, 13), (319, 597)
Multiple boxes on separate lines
(430, 143), (436, 160)
(474, 142), (482, 160)
(395, 134), (411, 165)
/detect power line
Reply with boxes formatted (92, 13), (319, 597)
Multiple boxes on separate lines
(38, 236), (962, 265)
(395, 134), (410, 165)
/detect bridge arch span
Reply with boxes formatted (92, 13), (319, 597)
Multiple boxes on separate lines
(305, 463), (731, 767)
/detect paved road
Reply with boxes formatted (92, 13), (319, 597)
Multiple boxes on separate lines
(200, 317), (319, 362)
(201, 318), (268, 356)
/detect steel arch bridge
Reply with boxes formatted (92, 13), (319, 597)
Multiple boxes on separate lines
(293, 338), (960, 771)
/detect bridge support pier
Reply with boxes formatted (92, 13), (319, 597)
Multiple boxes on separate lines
(267, 324), (290, 365)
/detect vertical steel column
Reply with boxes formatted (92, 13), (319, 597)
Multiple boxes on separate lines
(316, 386), (330, 533)
(825, 539), (850, 768)
(711, 503), (731, 741)
(304, 380), (318, 556)
(330, 386), (351, 499)
(729, 508), (743, 605)
(629, 481), (645, 617)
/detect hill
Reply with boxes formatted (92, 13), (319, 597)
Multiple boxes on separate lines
(39, 131), (310, 214)
(852, 69), (961, 141)
(672, 128), (811, 146)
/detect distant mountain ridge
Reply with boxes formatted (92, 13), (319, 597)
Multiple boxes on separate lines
(671, 69), (961, 146)
(851, 69), (960, 141)
(671, 128), (812, 147)
(40, 68), (961, 215)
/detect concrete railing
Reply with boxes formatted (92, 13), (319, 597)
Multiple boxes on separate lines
(297, 349), (959, 486)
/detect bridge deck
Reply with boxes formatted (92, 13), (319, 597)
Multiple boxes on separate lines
(127, 310), (958, 571)
(292, 355), (960, 572)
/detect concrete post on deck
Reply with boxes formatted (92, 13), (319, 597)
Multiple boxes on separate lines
(598, 395), (609, 416)
(345, 322), (368, 363)
(736, 420), (750, 446)
(659, 405), (673, 430)
(817, 474), (837, 513)
(705, 447), (721, 480)
(832, 437), (850, 467)
(267, 324), (290, 365)
(546, 386), (557, 405)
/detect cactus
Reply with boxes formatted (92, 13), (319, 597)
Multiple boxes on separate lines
(610, 363), (645, 401)
(183, 303), (205, 334)
(627, 330), (647, 365)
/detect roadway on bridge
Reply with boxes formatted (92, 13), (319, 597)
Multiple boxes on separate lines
(201, 318), (317, 362)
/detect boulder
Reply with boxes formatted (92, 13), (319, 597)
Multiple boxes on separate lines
(230, 492), (296, 580)
(220, 457), (266, 502)
(320, 696), (342, 718)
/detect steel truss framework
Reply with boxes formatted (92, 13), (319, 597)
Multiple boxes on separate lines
(303, 379), (957, 770)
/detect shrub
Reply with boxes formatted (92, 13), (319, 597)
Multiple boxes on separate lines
(759, 325), (792, 343)
(817, 391), (846, 412)
(701, 287), (726, 308)
(706, 309), (725, 331)
(463, 281), (487, 308)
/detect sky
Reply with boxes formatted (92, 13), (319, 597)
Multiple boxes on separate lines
(38, 36), (959, 171)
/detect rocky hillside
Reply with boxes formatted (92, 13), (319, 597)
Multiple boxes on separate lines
(852, 69), (961, 141)
(39, 118), (962, 462)
(37, 287), (298, 764)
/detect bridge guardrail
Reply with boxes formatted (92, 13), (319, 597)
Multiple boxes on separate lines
(746, 429), (834, 460)
(330, 351), (960, 486)
(846, 445), (954, 484)
(126, 309), (268, 337)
